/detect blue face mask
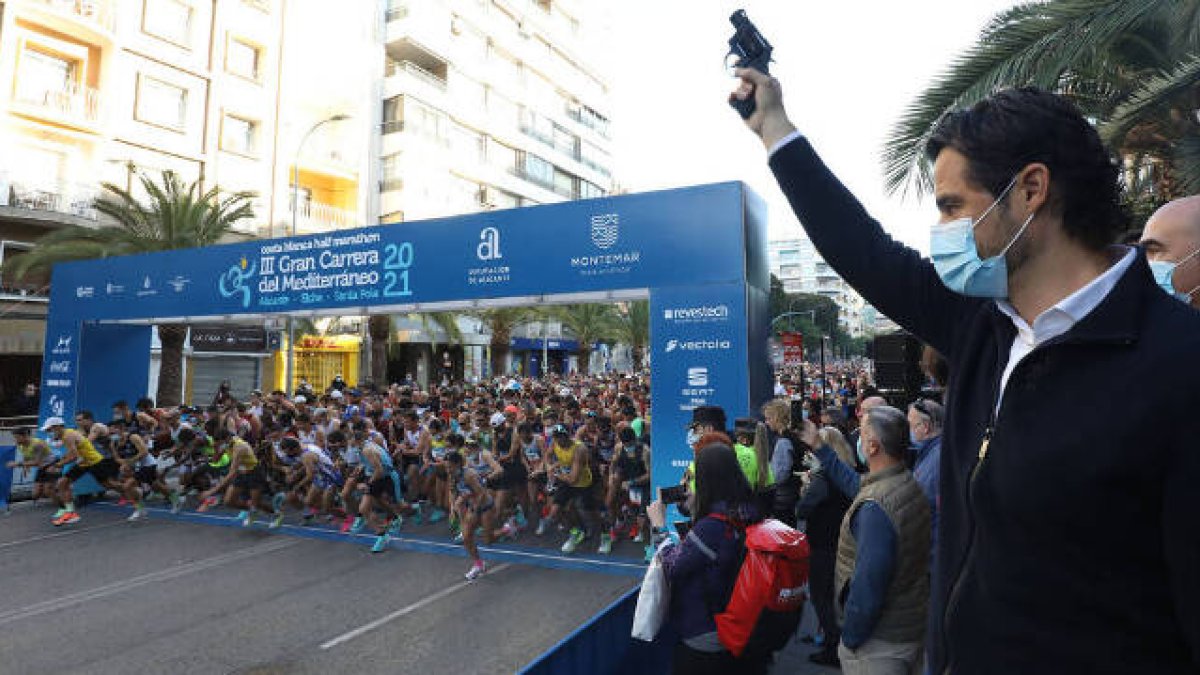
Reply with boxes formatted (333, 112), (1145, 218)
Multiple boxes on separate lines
(1149, 246), (1200, 302)
(909, 431), (920, 445)
(856, 435), (867, 466)
(930, 177), (1034, 298)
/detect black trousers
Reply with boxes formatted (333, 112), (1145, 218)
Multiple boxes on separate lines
(808, 544), (840, 651)
(672, 643), (769, 675)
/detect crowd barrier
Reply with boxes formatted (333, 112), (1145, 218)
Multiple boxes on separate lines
(518, 585), (675, 675)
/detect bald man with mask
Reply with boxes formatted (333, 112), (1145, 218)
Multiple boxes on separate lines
(1141, 196), (1200, 307)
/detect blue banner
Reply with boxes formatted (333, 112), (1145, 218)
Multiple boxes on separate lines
(39, 181), (772, 493)
(648, 282), (753, 507)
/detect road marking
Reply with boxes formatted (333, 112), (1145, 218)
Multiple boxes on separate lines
(320, 563), (514, 650)
(0, 521), (126, 551)
(0, 538), (299, 627)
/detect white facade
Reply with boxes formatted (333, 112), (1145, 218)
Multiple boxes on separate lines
(768, 237), (874, 337)
(377, 0), (614, 223)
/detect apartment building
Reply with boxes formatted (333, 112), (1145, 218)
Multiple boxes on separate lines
(769, 236), (874, 338)
(0, 0), (377, 403)
(377, 0), (615, 383)
(378, 0), (614, 223)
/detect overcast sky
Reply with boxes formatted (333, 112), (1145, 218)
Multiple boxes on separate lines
(601, 0), (1015, 252)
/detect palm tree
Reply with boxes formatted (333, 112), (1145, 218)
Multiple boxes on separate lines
(554, 304), (618, 375)
(477, 307), (534, 377)
(882, 0), (1200, 205)
(367, 314), (391, 387)
(611, 300), (650, 371)
(9, 169), (254, 407)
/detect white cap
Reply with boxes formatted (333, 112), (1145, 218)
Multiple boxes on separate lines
(329, 390), (344, 399)
(40, 416), (65, 431)
(294, 395), (307, 404)
(489, 412), (507, 428)
(558, 387), (572, 397)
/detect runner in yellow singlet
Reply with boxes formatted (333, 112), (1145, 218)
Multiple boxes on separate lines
(198, 429), (282, 529)
(42, 415), (133, 527)
(542, 425), (599, 554)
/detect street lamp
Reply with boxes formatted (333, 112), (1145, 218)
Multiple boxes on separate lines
(286, 113), (351, 396)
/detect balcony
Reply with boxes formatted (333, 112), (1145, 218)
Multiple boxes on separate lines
(293, 203), (358, 233)
(12, 80), (102, 131)
(27, 0), (115, 34)
(1, 180), (99, 222)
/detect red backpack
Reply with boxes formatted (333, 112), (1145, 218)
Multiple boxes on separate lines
(711, 517), (810, 657)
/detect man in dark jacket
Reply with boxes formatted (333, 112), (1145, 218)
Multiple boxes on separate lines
(731, 69), (1200, 674)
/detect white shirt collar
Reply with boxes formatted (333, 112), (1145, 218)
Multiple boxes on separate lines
(996, 246), (1136, 345)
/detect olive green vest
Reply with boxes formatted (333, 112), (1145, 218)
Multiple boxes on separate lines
(834, 463), (931, 644)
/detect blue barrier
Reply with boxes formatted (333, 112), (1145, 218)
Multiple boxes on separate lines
(518, 585), (675, 675)
(0, 445), (15, 509)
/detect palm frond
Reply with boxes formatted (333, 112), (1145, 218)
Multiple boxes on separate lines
(1100, 53), (1200, 146)
(882, 0), (1182, 197)
(1171, 134), (1200, 196)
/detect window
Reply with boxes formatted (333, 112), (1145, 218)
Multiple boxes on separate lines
(522, 153), (553, 187)
(142, 0), (194, 47)
(579, 180), (604, 200)
(135, 75), (188, 130)
(552, 124), (577, 159)
(226, 38), (261, 81)
(15, 48), (75, 103)
(552, 169), (575, 198)
(221, 114), (258, 155)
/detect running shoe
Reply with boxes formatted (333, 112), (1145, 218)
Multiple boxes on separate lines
(498, 522), (517, 540)
(371, 532), (390, 553)
(348, 516), (366, 534)
(628, 523), (641, 541)
(387, 517), (403, 536)
(238, 510), (253, 527)
(53, 512), (80, 526)
(535, 519), (549, 536)
(169, 492), (183, 514)
(197, 496), (219, 512)
(598, 533), (612, 555)
(644, 544), (655, 564)
(464, 560), (486, 581)
(514, 506), (527, 529)
(269, 512), (285, 529)
(271, 493), (286, 512)
(127, 506), (147, 522)
(561, 527), (585, 553)
(632, 527), (646, 544)
(116, 497), (130, 507)
(410, 503), (424, 525)
(453, 531), (465, 544)
(52, 507), (67, 520)
(427, 508), (446, 524)
(340, 515), (356, 533)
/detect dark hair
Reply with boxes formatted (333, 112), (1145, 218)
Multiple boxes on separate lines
(136, 397), (155, 411)
(618, 427), (637, 445)
(280, 437), (301, 452)
(13, 427), (31, 436)
(693, 443), (759, 523)
(516, 421), (533, 436)
(213, 428), (234, 442)
(926, 87), (1125, 250)
(445, 450), (464, 466)
(176, 428), (196, 445)
(327, 430), (347, 444)
(77, 410), (94, 421)
(112, 400), (129, 409)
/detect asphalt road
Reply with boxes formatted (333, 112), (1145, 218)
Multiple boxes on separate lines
(0, 503), (638, 675)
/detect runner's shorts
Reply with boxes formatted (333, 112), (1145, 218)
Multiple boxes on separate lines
(66, 458), (119, 483)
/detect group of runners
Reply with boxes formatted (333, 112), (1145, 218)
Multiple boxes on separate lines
(9, 375), (652, 581)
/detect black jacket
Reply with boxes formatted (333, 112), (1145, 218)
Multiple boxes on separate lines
(770, 137), (1200, 674)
